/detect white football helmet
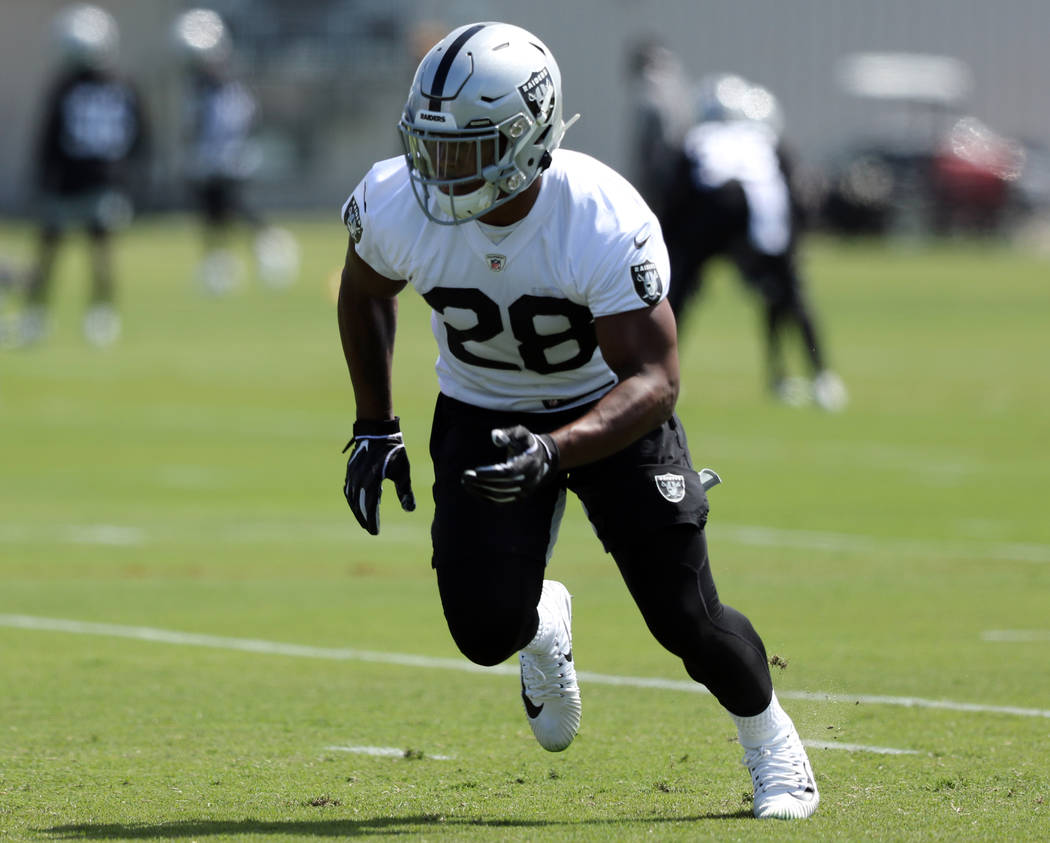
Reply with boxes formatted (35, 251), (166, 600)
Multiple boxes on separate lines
(697, 73), (784, 136)
(741, 83), (785, 136)
(53, 4), (119, 67)
(696, 73), (751, 123)
(172, 8), (232, 67)
(398, 22), (579, 224)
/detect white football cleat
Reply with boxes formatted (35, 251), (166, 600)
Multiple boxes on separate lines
(743, 726), (820, 819)
(813, 370), (848, 412)
(772, 375), (811, 407)
(82, 304), (121, 347)
(519, 580), (580, 752)
(16, 305), (48, 347)
(197, 248), (243, 296)
(254, 226), (300, 288)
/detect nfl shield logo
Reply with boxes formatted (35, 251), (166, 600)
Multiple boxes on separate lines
(655, 473), (686, 503)
(487, 254), (506, 272)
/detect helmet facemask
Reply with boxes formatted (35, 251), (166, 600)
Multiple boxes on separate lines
(400, 121), (502, 221)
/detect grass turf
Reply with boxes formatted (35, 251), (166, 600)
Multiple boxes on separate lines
(1, 217), (1048, 840)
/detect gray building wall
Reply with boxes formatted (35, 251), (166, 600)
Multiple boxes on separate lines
(2, 0), (1048, 214)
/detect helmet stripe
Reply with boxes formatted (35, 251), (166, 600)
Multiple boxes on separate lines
(427, 23), (488, 110)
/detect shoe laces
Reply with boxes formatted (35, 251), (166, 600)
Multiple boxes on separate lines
(743, 732), (812, 796)
(520, 642), (572, 703)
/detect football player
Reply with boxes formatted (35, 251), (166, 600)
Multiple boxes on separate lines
(20, 3), (147, 347)
(172, 8), (298, 293)
(337, 23), (819, 820)
(661, 74), (847, 410)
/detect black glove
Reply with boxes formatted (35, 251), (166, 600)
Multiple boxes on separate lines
(342, 417), (415, 535)
(461, 425), (559, 503)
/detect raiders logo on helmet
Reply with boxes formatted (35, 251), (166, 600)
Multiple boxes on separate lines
(631, 260), (663, 305)
(344, 196), (363, 243)
(518, 68), (555, 121)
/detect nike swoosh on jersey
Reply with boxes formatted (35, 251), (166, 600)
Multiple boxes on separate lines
(633, 230), (651, 248)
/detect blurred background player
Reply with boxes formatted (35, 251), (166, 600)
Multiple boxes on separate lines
(0, 256), (27, 349)
(661, 74), (847, 411)
(20, 3), (147, 347)
(625, 37), (693, 219)
(172, 7), (299, 295)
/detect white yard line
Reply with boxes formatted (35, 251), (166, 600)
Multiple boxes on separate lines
(324, 745), (453, 760)
(982, 629), (1050, 642)
(716, 524), (1050, 564)
(1, 519), (1048, 562)
(803, 740), (918, 755)
(3, 613), (1049, 721)
(323, 741), (906, 759)
(0, 523), (147, 546)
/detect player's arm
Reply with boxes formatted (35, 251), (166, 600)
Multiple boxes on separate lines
(336, 238), (406, 421)
(552, 299), (679, 468)
(461, 300), (680, 501)
(337, 238), (415, 534)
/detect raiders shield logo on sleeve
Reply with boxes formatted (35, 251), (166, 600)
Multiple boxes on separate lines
(344, 196), (363, 243)
(655, 473), (686, 502)
(631, 260), (663, 305)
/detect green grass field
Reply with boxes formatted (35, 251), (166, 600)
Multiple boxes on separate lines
(1, 217), (1048, 841)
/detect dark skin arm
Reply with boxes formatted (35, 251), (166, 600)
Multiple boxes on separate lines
(336, 238), (407, 421)
(549, 299), (680, 469)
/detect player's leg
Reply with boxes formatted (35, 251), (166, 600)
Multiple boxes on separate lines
(619, 522), (774, 712)
(571, 416), (771, 711)
(429, 396), (556, 664)
(25, 227), (61, 307)
(618, 511), (817, 820)
(429, 394), (580, 750)
(83, 221), (121, 346)
(738, 249), (813, 404)
(573, 417), (818, 817)
(19, 222), (62, 345)
(761, 251), (847, 411)
(777, 253), (825, 374)
(87, 223), (114, 306)
(196, 179), (243, 294)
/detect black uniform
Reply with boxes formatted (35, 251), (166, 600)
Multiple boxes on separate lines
(35, 65), (145, 230)
(23, 63), (146, 325)
(661, 119), (828, 389)
(184, 70), (262, 228)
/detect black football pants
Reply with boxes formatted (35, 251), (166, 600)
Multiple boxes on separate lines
(429, 394), (773, 717)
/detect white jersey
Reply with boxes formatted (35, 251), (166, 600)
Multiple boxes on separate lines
(684, 120), (791, 255)
(341, 149), (670, 412)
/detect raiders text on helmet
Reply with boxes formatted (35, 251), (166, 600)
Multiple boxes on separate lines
(398, 22), (579, 224)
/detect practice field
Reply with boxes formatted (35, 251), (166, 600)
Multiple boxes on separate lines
(1, 217), (1048, 841)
